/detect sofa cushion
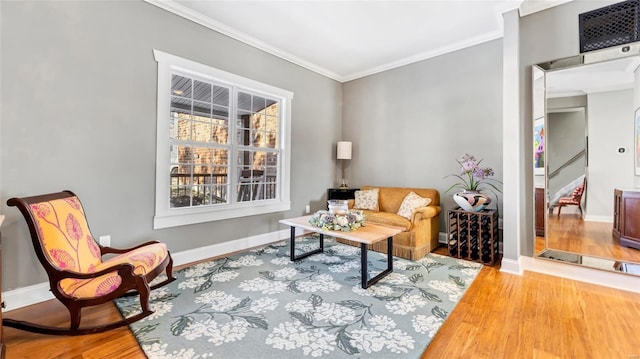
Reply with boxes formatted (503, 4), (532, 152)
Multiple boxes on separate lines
(360, 186), (439, 213)
(397, 192), (432, 219)
(354, 188), (379, 211)
(363, 210), (411, 231)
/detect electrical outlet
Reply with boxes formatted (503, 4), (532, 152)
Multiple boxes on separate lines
(99, 235), (111, 247)
(305, 204), (311, 214)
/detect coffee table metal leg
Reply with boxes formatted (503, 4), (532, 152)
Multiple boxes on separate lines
(290, 227), (324, 261)
(360, 236), (394, 289)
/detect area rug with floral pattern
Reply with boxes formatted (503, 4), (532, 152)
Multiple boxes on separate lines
(114, 235), (482, 359)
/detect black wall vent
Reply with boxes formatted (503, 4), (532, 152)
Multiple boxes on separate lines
(579, 0), (640, 53)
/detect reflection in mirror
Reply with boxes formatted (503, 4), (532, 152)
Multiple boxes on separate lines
(533, 43), (640, 276)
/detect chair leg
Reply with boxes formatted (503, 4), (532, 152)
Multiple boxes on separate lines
(67, 302), (82, 330)
(135, 276), (152, 313)
(557, 205), (562, 217)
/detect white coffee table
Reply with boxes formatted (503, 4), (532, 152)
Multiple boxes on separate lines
(279, 215), (403, 289)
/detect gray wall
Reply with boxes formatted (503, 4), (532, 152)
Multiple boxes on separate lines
(586, 89), (635, 219)
(0, 1), (342, 290)
(342, 39), (504, 230)
(547, 109), (586, 201)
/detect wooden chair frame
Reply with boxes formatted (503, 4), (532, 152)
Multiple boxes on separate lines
(3, 191), (176, 336)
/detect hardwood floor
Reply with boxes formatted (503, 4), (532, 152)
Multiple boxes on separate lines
(541, 210), (640, 264)
(5, 250), (640, 358)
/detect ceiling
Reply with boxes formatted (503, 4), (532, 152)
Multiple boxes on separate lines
(546, 56), (640, 98)
(147, 0), (570, 82)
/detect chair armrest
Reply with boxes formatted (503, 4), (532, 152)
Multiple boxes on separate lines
(100, 240), (161, 255)
(411, 205), (441, 223)
(53, 263), (136, 281)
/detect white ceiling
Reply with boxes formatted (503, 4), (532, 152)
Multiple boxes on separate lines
(147, 0), (569, 82)
(546, 56), (640, 98)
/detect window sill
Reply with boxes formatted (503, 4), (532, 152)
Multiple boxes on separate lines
(153, 201), (291, 229)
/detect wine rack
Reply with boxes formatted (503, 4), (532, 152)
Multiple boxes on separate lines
(447, 208), (499, 265)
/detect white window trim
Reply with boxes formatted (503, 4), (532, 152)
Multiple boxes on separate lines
(153, 50), (293, 229)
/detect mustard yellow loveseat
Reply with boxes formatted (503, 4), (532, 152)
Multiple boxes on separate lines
(341, 186), (441, 260)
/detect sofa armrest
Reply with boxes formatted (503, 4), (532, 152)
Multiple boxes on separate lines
(411, 205), (441, 223)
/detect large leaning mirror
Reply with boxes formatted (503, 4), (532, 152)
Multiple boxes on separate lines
(533, 43), (640, 276)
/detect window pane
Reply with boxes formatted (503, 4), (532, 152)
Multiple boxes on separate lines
(238, 92), (251, 111)
(171, 96), (191, 113)
(237, 184), (252, 202)
(252, 96), (266, 114)
(192, 147), (212, 165)
(173, 145), (193, 164)
(212, 125), (228, 144)
(191, 185), (209, 206)
(193, 80), (211, 102)
(212, 148), (229, 166)
(213, 86), (229, 106)
(170, 113), (192, 140)
(237, 110), (251, 127)
(213, 105), (229, 120)
(193, 101), (212, 118)
(265, 116), (278, 132)
(170, 187), (192, 208)
(250, 112), (264, 131)
(252, 131), (264, 147)
(253, 151), (266, 167)
(192, 122), (212, 142)
(266, 152), (278, 167)
(211, 184), (228, 204)
(212, 165), (228, 186)
(237, 151), (249, 166)
(193, 164), (212, 175)
(265, 131), (277, 148)
(236, 129), (250, 146)
(171, 75), (192, 98)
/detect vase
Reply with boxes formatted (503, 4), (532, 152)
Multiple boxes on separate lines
(327, 200), (348, 215)
(453, 191), (491, 212)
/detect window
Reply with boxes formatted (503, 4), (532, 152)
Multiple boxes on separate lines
(153, 50), (293, 229)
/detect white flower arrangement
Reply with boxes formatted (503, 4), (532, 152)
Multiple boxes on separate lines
(308, 210), (365, 232)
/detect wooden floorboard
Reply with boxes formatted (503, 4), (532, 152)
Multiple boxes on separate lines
(544, 209), (640, 263)
(5, 249), (640, 358)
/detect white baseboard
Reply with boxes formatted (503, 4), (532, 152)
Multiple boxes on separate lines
(2, 282), (55, 311)
(583, 214), (613, 223)
(171, 228), (291, 266)
(438, 231), (448, 243)
(2, 228), (293, 312)
(499, 257), (523, 275)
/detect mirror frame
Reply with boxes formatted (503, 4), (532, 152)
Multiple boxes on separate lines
(533, 42), (640, 276)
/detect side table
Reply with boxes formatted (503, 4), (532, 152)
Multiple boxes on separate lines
(327, 188), (359, 201)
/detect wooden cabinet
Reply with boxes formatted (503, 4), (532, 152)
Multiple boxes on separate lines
(613, 189), (640, 250)
(447, 208), (499, 265)
(535, 187), (545, 236)
(327, 188), (359, 201)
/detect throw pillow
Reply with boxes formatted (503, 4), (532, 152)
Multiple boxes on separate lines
(354, 189), (379, 211)
(397, 192), (431, 220)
